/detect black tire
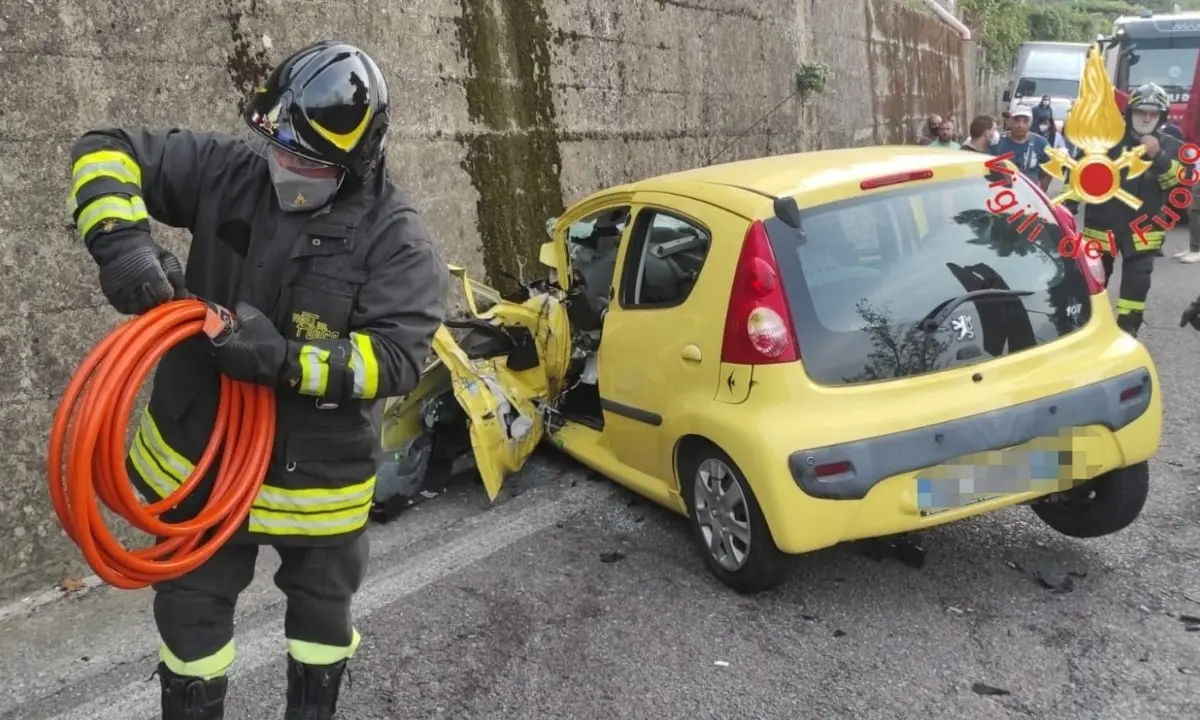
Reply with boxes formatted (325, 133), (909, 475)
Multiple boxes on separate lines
(679, 442), (792, 594)
(1030, 461), (1150, 538)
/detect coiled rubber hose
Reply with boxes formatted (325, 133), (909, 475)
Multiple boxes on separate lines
(47, 298), (276, 589)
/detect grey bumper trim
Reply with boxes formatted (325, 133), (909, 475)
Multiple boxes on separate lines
(788, 367), (1153, 500)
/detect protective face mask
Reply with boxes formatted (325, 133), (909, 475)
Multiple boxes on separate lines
(1131, 116), (1159, 137)
(267, 152), (341, 213)
(987, 129), (1000, 145)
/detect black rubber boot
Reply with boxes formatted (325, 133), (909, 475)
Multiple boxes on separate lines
(1117, 312), (1143, 338)
(285, 656), (348, 720)
(157, 662), (227, 720)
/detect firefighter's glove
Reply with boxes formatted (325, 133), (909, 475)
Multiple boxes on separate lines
(213, 302), (287, 386)
(1180, 295), (1200, 331)
(97, 243), (186, 316)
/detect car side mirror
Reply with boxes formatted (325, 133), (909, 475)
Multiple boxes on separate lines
(1002, 90), (1012, 103)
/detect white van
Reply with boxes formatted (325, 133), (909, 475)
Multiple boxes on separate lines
(1003, 42), (1091, 120)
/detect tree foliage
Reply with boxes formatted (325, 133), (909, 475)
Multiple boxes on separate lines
(961, 0), (1145, 71)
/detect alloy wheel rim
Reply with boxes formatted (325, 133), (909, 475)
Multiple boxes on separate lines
(693, 458), (751, 571)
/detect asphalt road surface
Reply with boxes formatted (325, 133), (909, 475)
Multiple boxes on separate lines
(3, 228), (1200, 720)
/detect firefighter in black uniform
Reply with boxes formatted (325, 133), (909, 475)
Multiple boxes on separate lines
(1079, 83), (1184, 337)
(66, 41), (450, 719)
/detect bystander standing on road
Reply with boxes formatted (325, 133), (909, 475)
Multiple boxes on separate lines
(917, 114), (942, 145)
(1174, 163), (1200, 263)
(928, 118), (960, 148)
(994, 107), (1052, 191)
(960, 115), (999, 153)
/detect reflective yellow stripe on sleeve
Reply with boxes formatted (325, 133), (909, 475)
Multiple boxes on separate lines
(71, 150), (142, 197)
(1159, 160), (1183, 189)
(298, 344), (331, 396)
(349, 332), (380, 399)
(76, 195), (149, 236)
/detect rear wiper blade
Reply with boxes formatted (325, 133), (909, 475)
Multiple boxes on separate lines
(919, 289), (1034, 332)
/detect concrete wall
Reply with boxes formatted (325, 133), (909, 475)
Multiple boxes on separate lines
(0, 0), (1002, 600)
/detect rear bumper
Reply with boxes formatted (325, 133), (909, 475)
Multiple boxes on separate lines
(788, 367), (1153, 501)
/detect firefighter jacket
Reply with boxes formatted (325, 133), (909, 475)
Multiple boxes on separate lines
(67, 129), (450, 545)
(1082, 129), (1184, 255)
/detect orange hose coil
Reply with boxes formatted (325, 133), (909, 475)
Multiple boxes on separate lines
(47, 299), (276, 589)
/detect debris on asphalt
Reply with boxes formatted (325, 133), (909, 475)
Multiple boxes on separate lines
(713, 660), (730, 667)
(801, 614), (818, 621)
(1180, 667), (1194, 675)
(833, 629), (846, 638)
(971, 683), (1011, 696)
(1140, 650), (1151, 662)
(946, 605), (966, 614)
(1034, 567), (1085, 593)
(58, 578), (86, 593)
(599, 551), (626, 563)
(1178, 615), (1200, 632)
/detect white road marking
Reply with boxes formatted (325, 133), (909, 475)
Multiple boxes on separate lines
(46, 481), (613, 720)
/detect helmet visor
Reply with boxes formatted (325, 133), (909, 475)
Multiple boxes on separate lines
(246, 134), (341, 179)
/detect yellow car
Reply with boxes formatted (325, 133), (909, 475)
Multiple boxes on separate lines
(373, 147), (1162, 594)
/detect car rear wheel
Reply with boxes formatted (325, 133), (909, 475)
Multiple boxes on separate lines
(1030, 461), (1150, 538)
(680, 443), (791, 594)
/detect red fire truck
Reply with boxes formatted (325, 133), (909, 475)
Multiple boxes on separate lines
(1104, 10), (1200, 135)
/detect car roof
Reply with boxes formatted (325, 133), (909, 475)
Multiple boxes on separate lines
(594, 146), (991, 219)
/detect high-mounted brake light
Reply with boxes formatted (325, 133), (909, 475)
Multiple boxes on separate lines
(860, 169), (934, 190)
(721, 221), (800, 365)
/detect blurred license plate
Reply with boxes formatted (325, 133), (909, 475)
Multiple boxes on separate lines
(917, 448), (1069, 513)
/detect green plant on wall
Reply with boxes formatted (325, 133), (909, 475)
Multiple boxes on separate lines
(795, 62), (829, 102)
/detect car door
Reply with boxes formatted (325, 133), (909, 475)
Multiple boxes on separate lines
(595, 194), (729, 485)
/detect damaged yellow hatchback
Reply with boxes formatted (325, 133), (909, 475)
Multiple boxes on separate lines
(373, 147), (1162, 593)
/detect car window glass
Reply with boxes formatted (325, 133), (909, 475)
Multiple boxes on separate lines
(765, 173), (1093, 386)
(620, 210), (712, 308)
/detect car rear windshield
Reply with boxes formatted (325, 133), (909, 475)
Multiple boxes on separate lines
(764, 171), (1093, 386)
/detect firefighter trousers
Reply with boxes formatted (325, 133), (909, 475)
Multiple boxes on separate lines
(151, 534), (369, 679)
(1100, 250), (1154, 335)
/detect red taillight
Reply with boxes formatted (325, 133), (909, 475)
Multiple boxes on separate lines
(860, 169), (933, 190)
(1020, 174), (1106, 296)
(1119, 385), (1144, 402)
(814, 460), (854, 479)
(721, 220), (799, 365)
(1050, 203), (1106, 295)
